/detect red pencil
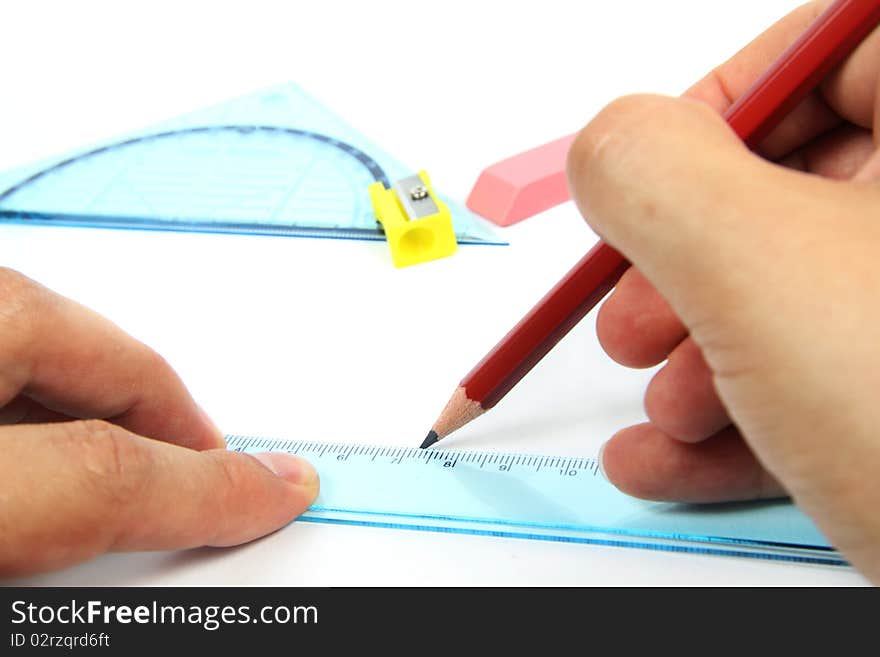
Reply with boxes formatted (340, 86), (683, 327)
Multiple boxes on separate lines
(422, 0), (880, 448)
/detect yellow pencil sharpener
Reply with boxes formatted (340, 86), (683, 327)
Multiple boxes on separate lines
(368, 171), (458, 268)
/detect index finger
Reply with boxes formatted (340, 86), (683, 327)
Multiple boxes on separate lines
(0, 268), (224, 450)
(0, 420), (318, 576)
(686, 0), (880, 158)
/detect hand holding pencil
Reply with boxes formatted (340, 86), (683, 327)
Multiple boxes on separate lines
(427, 0), (880, 583)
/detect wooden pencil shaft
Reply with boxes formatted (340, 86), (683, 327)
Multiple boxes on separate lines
(459, 0), (880, 413)
(462, 242), (628, 409)
(726, 0), (880, 147)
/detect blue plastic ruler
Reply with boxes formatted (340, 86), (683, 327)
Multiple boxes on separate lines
(0, 83), (505, 246)
(226, 435), (843, 566)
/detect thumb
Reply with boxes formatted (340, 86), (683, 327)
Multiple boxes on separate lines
(565, 92), (880, 387)
(0, 420), (319, 577)
(566, 93), (824, 336)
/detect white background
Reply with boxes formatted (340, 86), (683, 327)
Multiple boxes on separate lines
(1, 0), (868, 585)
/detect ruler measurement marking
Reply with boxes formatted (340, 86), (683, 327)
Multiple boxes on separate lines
(227, 437), (600, 481)
(184, 432), (848, 564)
(226, 436), (606, 482)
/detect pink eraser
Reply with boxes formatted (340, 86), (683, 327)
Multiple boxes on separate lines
(466, 133), (576, 226)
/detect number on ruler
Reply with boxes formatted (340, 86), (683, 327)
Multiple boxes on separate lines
(224, 436), (601, 479)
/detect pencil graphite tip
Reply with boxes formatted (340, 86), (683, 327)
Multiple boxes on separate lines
(420, 430), (439, 449)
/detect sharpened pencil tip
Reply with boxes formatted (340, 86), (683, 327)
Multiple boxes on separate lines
(420, 430), (439, 449)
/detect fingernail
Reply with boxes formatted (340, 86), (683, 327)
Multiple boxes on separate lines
(597, 442), (609, 481)
(252, 452), (319, 489)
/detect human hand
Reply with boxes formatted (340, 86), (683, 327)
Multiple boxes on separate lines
(566, 0), (880, 582)
(0, 269), (318, 577)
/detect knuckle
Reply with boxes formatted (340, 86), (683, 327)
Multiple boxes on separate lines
(133, 341), (181, 390)
(567, 94), (728, 240)
(0, 267), (44, 344)
(567, 94), (665, 203)
(59, 420), (152, 512)
(200, 453), (249, 541)
(206, 451), (246, 493)
(0, 266), (34, 294)
(142, 345), (175, 378)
